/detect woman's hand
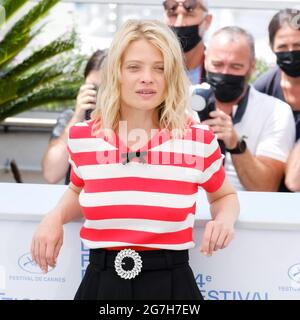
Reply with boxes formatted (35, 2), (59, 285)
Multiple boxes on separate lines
(200, 219), (235, 256)
(31, 213), (64, 273)
(73, 84), (97, 121)
(201, 176), (239, 257)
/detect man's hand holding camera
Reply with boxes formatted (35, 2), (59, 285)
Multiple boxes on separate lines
(202, 109), (239, 150)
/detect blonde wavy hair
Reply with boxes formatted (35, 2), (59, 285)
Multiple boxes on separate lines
(92, 19), (191, 136)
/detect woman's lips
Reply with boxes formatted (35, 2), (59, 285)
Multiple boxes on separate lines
(136, 89), (157, 99)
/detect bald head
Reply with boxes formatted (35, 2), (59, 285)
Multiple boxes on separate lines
(205, 26), (256, 80)
(208, 26), (255, 61)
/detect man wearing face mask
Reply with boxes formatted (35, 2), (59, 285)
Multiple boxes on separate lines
(163, 0), (212, 84)
(199, 26), (295, 191)
(254, 8), (300, 192)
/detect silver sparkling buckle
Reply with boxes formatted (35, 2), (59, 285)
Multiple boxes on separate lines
(114, 249), (143, 279)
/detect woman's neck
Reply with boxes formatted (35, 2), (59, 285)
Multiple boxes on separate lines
(118, 107), (160, 150)
(119, 108), (159, 132)
(118, 108), (159, 150)
(281, 72), (300, 111)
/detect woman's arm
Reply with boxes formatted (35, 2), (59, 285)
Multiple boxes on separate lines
(31, 183), (83, 272)
(285, 141), (300, 192)
(200, 177), (240, 256)
(42, 137), (70, 184)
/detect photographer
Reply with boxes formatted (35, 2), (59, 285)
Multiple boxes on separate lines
(194, 26), (295, 191)
(42, 50), (107, 184)
(163, 0), (212, 84)
(254, 9), (300, 191)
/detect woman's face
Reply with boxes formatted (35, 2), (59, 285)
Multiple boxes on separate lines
(119, 39), (166, 115)
(272, 24), (300, 52)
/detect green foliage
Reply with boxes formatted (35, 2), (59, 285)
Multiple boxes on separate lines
(250, 58), (271, 83)
(3, 31), (77, 78)
(0, 0), (84, 121)
(0, 81), (81, 119)
(0, 0), (28, 21)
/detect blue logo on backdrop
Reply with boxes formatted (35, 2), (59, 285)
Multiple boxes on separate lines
(195, 273), (269, 300)
(18, 253), (54, 274)
(288, 263), (300, 284)
(80, 242), (89, 279)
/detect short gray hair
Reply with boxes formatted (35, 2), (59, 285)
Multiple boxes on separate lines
(211, 26), (256, 61)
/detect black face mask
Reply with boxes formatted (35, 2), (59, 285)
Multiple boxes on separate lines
(171, 25), (202, 53)
(207, 72), (246, 103)
(276, 51), (300, 78)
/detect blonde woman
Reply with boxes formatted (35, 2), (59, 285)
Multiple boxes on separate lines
(31, 19), (239, 300)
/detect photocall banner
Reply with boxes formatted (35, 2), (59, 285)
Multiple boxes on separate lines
(0, 183), (300, 300)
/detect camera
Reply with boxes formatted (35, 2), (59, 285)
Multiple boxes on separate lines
(190, 83), (226, 158)
(190, 83), (215, 121)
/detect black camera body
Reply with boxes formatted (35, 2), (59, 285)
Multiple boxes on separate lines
(190, 83), (226, 158)
(85, 109), (93, 120)
(85, 84), (99, 120)
(190, 83), (215, 122)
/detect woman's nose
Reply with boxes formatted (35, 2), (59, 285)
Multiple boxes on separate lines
(140, 69), (154, 83)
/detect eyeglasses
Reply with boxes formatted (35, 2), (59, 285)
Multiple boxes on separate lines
(162, 0), (207, 14)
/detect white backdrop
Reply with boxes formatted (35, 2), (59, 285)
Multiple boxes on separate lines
(0, 183), (300, 300)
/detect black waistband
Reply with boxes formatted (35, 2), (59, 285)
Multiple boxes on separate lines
(89, 248), (189, 271)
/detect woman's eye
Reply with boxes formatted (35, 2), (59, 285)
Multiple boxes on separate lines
(155, 66), (164, 71)
(128, 65), (139, 70)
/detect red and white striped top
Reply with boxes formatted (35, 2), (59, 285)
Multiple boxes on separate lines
(67, 119), (225, 250)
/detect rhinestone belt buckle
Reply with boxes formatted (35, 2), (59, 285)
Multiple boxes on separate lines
(114, 249), (143, 279)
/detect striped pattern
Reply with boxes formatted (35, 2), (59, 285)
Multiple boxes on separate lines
(67, 120), (225, 250)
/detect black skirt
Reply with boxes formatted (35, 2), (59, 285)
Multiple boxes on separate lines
(74, 248), (203, 300)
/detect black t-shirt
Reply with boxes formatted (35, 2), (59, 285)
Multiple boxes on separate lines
(254, 67), (300, 192)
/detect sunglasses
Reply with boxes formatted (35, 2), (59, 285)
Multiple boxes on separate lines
(163, 0), (207, 14)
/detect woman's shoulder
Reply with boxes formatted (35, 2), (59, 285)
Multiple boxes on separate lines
(253, 66), (280, 93)
(185, 118), (216, 144)
(68, 119), (96, 139)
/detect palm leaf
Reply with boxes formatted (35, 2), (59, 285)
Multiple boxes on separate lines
(17, 63), (83, 97)
(2, 30), (76, 78)
(0, 0), (84, 121)
(0, 0), (59, 67)
(0, 65), (67, 105)
(0, 57), (84, 105)
(0, 0), (28, 21)
(0, 81), (81, 121)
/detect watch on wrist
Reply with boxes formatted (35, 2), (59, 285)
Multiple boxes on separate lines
(226, 138), (247, 154)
